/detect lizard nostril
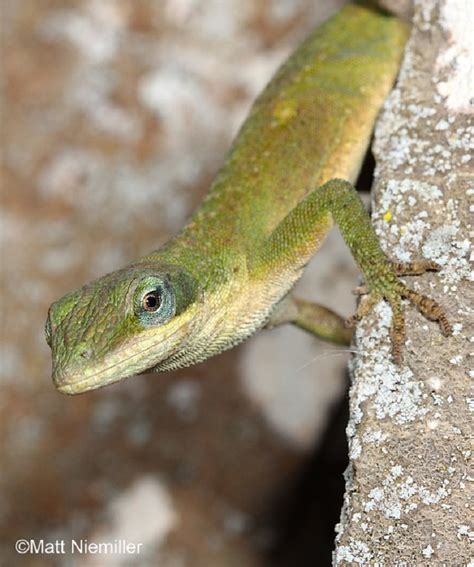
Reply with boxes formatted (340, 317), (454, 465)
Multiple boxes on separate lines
(79, 348), (92, 360)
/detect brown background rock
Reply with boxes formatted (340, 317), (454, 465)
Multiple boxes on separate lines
(2, 1), (356, 566)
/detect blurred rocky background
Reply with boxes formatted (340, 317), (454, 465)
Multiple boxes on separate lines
(1, 1), (363, 565)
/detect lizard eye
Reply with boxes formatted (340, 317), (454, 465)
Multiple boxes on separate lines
(134, 275), (176, 326)
(142, 290), (161, 312)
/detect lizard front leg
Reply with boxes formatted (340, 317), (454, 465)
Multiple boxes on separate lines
(253, 178), (452, 363)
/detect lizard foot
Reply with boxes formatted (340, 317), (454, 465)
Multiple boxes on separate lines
(347, 261), (452, 364)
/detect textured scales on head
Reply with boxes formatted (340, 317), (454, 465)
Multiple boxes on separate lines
(46, 262), (199, 393)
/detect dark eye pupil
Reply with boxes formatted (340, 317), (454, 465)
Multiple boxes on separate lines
(143, 292), (160, 312)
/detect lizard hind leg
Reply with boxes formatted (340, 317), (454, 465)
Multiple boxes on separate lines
(266, 295), (353, 346)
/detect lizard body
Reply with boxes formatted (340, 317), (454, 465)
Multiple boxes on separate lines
(46, 5), (451, 394)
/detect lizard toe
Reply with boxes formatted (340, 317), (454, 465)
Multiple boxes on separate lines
(391, 259), (441, 276)
(402, 288), (453, 336)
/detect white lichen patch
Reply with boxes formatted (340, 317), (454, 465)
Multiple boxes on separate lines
(452, 323), (463, 335)
(374, 93), (471, 178)
(361, 429), (389, 445)
(350, 302), (428, 427)
(415, 1), (434, 30)
(349, 436), (362, 460)
(334, 538), (372, 565)
(392, 219), (430, 262)
(375, 50), (473, 180)
(435, 119), (450, 131)
(457, 524), (474, 541)
(422, 224), (471, 285)
(422, 544), (434, 558)
(373, 178), (444, 261)
(374, 367), (427, 423)
(426, 376), (443, 391)
(374, 90), (435, 171)
(364, 469), (450, 520)
(435, 0), (474, 113)
(382, 191), (467, 277)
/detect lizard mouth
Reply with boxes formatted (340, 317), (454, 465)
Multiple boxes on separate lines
(53, 323), (189, 395)
(54, 365), (134, 394)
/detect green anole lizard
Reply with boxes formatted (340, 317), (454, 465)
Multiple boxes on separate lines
(46, 4), (451, 395)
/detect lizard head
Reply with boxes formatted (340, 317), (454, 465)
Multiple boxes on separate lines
(46, 263), (198, 394)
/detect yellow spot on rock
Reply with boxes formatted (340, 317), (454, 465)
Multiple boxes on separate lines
(383, 210), (392, 222)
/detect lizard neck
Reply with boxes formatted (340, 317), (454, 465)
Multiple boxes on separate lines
(145, 240), (297, 372)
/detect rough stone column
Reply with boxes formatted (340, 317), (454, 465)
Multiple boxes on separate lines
(334, 0), (473, 564)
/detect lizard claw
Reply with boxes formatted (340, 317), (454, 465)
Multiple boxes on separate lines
(345, 293), (379, 328)
(352, 284), (369, 296)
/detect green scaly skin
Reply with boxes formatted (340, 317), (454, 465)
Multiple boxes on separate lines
(46, 5), (451, 395)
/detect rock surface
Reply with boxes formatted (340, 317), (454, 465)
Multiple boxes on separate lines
(334, 1), (473, 564)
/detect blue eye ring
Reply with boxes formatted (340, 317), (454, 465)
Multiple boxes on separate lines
(134, 275), (176, 326)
